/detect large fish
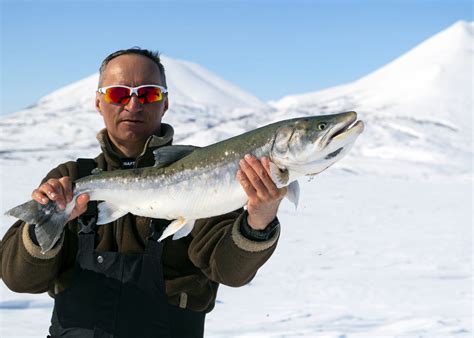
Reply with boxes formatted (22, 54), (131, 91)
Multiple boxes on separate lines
(6, 111), (364, 253)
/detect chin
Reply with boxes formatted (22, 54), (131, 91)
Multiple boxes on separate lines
(116, 127), (150, 143)
(111, 121), (160, 143)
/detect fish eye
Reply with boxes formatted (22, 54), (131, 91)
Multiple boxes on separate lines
(318, 122), (327, 130)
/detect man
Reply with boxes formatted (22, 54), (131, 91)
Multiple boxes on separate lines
(0, 48), (285, 337)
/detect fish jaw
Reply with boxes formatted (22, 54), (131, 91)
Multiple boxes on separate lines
(270, 111), (364, 179)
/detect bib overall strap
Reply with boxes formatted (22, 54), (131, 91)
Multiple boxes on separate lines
(76, 158), (98, 233)
(50, 159), (205, 337)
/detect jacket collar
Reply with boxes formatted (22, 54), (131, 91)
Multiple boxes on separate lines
(96, 123), (174, 169)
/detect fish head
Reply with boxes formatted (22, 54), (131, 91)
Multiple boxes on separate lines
(270, 111), (364, 179)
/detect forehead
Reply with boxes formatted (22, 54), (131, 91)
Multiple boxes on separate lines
(101, 54), (163, 86)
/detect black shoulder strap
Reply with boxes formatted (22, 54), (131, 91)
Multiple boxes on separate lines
(77, 158), (97, 178)
(76, 158), (98, 226)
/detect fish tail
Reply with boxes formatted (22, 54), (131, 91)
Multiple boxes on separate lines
(5, 200), (71, 253)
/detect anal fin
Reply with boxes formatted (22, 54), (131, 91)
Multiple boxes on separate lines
(172, 219), (195, 240)
(158, 217), (194, 241)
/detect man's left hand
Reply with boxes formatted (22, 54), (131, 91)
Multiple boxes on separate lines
(237, 154), (287, 230)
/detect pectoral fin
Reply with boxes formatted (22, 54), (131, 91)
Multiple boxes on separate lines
(285, 180), (300, 209)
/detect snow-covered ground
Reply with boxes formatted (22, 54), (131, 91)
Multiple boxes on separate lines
(1, 167), (471, 337)
(207, 174), (471, 337)
(0, 20), (472, 337)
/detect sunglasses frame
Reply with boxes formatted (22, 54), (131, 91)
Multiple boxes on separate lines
(97, 84), (168, 104)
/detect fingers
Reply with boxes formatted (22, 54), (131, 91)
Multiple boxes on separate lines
(44, 179), (67, 209)
(238, 154), (282, 200)
(32, 189), (50, 205)
(32, 177), (73, 209)
(59, 177), (73, 204)
(237, 168), (257, 199)
(238, 154), (287, 230)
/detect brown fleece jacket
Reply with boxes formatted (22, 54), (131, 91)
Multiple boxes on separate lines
(0, 124), (279, 313)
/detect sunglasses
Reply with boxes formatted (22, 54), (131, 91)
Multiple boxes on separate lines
(97, 85), (168, 105)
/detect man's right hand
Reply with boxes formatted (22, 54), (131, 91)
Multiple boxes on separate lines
(31, 177), (90, 222)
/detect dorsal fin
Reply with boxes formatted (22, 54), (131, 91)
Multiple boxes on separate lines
(153, 145), (200, 168)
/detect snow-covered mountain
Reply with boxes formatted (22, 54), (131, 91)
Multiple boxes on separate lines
(269, 20), (473, 177)
(275, 21), (472, 123)
(0, 21), (472, 178)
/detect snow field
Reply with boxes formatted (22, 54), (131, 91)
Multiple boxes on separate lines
(1, 166), (470, 337)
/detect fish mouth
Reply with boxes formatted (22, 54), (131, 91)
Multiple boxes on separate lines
(328, 115), (364, 143)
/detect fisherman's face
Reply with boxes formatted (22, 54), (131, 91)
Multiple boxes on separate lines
(95, 54), (168, 149)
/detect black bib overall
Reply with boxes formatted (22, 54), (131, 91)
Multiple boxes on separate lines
(49, 219), (205, 338)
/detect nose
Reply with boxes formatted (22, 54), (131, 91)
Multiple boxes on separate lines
(124, 94), (143, 112)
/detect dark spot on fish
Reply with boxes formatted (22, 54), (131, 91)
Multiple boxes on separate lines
(325, 147), (343, 159)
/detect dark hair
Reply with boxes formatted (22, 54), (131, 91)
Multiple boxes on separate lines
(98, 47), (167, 87)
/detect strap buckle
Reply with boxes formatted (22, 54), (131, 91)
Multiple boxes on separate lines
(78, 216), (97, 234)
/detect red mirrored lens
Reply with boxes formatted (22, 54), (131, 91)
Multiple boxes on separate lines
(105, 87), (132, 104)
(104, 86), (164, 105)
(137, 86), (163, 104)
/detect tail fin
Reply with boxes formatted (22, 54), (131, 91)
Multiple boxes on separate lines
(5, 200), (70, 253)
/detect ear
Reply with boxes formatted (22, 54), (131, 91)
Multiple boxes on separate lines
(95, 92), (103, 115)
(162, 95), (169, 115)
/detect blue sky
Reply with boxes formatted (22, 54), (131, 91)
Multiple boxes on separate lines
(1, 0), (472, 115)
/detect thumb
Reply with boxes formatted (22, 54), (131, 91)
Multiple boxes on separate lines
(76, 194), (90, 207)
(68, 194), (90, 221)
(75, 194), (90, 214)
